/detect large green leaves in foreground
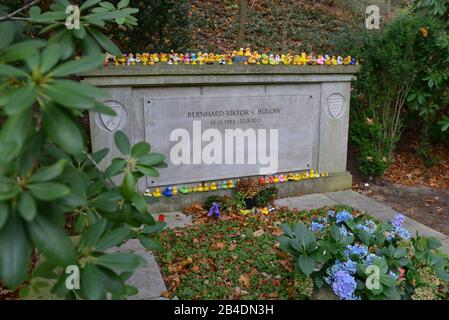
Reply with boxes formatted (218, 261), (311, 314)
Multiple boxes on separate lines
(0, 1), (167, 300)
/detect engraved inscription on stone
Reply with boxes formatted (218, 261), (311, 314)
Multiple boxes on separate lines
(96, 100), (127, 132)
(327, 93), (345, 119)
(143, 93), (320, 186)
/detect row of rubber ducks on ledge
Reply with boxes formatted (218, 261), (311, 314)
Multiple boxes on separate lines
(106, 48), (358, 67)
(145, 169), (329, 198)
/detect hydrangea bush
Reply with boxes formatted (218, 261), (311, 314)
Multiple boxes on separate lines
(278, 210), (449, 300)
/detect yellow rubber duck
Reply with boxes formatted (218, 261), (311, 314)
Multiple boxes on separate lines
(273, 175), (280, 183)
(210, 182), (218, 191)
(172, 186), (178, 195)
(203, 183), (209, 192)
(228, 180), (235, 189)
(197, 185), (204, 192)
(244, 48), (252, 57)
(152, 188), (161, 197)
(343, 56), (351, 65)
(261, 207), (269, 215)
(193, 185), (199, 192)
(299, 53), (308, 65)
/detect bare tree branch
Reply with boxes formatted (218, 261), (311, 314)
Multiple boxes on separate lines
(0, 0), (39, 21)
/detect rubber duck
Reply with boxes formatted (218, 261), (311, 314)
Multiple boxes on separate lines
(259, 177), (265, 185)
(152, 188), (161, 197)
(221, 181), (228, 189)
(331, 56), (338, 65)
(203, 183), (209, 192)
(193, 185), (199, 192)
(180, 186), (190, 194)
(268, 176), (274, 184)
(261, 207), (269, 215)
(240, 209), (251, 215)
(210, 182), (217, 191)
(172, 186), (178, 195)
(269, 206), (275, 213)
(279, 174), (285, 182)
(163, 186), (173, 197)
(117, 55), (127, 65)
(127, 53), (136, 65)
(299, 52), (308, 65)
(324, 55), (331, 65)
(310, 169), (316, 178)
(197, 184), (204, 192)
(228, 180), (234, 189)
(350, 58), (357, 65)
(244, 48), (252, 57)
(337, 56), (343, 65)
(144, 188), (152, 196)
(317, 55), (325, 65)
(273, 175), (280, 183)
(288, 173), (295, 181)
(343, 56), (351, 65)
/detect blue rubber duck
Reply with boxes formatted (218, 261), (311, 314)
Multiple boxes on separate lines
(163, 186), (173, 197)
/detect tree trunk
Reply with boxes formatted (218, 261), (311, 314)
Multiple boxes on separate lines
(237, 0), (247, 48)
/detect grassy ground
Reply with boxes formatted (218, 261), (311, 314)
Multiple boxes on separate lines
(155, 204), (356, 300)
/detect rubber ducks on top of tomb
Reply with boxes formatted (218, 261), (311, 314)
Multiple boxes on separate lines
(163, 186), (173, 197)
(106, 49), (358, 67)
(210, 182), (218, 191)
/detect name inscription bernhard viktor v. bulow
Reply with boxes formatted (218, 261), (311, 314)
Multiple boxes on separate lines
(143, 94), (320, 186)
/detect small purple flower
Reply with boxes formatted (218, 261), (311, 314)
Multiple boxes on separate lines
(331, 270), (358, 300)
(395, 226), (411, 240)
(391, 214), (405, 229)
(336, 210), (353, 224)
(207, 202), (221, 218)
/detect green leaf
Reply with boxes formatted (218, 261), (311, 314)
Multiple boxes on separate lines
(30, 159), (68, 182)
(0, 64), (29, 78)
(426, 237), (442, 250)
(42, 104), (84, 156)
(94, 226), (131, 251)
(121, 172), (136, 200)
(114, 130), (130, 154)
(0, 202), (9, 230)
(141, 222), (166, 234)
(92, 101), (117, 116)
(40, 44), (61, 74)
(297, 255), (314, 276)
(99, 1), (115, 9)
(81, 263), (106, 300)
(0, 40), (46, 63)
(138, 153), (165, 166)
(131, 142), (150, 158)
(73, 25), (87, 40)
(117, 0), (130, 9)
(50, 54), (104, 77)
(88, 27), (121, 56)
(136, 165), (159, 177)
(0, 22), (15, 50)
(0, 109), (31, 164)
(0, 213), (32, 289)
(53, 79), (107, 98)
(4, 85), (39, 115)
(138, 235), (164, 252)
(26, 213), (76, 265)
(28, 182), (70, 201)
(79, 219), (107, 250)
(380, 274), (396, 287)
(97, 266), (126, 295)
(44, 84), (95, 110)
(92, 253), (146, 272)
(80, 0), (103, 10)
(294, 223), (316, 250)
(104, 158), (125, 178)
(18, 192), (37, 222)
(132, 194), (147, 213)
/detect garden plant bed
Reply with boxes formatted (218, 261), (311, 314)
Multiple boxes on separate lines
(155, 205), (449, 300)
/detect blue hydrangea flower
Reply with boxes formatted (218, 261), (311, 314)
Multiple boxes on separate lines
(364, 253), (379, 265)
(395, 226), (411, 240)
(331, 270), (358, 300)
(356, 220), (377, 235)
(344, 244), (368, 259)
(339, 225), (352, 237)
(389, 271), (399, 280)
(327, 210), (335, 217)
(318, 216), (328, 224)
(336, 210), (353, 224)
(325, 259), (357, 282)
(310, 222), (325, 232)
(391, 214), (405, 229)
